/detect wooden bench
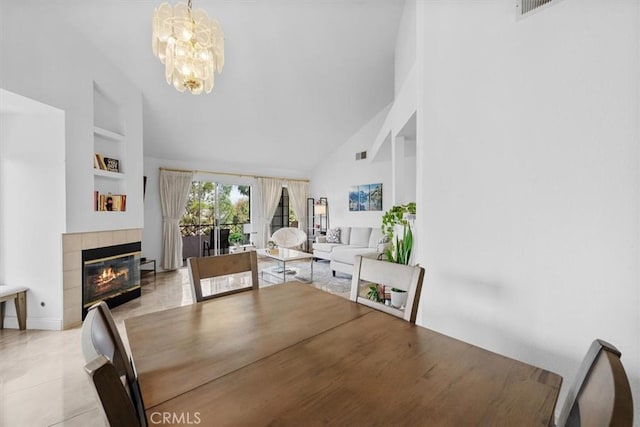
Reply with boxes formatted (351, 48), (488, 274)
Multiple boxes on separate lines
(0, 286), (27, 330)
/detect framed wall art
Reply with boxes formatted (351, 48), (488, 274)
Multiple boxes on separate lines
(349, 183), (382, 211)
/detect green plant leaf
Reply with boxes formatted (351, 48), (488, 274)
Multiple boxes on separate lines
(381, 203), (416, 260)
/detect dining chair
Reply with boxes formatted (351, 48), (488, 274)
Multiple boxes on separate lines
(187, 250), (259, 302)
(81, 301), (147, 426)
(350, 255), (425, 323)
(556, 339), (633, 427)
(84, 355), (141, 427)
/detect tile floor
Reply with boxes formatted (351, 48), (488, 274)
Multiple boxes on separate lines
(0, 262), (349, 427)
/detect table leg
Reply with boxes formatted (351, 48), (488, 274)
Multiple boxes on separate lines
(0, 301), (4, 329)
(282, 260), (286, 283)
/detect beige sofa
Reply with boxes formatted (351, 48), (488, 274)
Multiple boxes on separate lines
(313, 226), (388, 276)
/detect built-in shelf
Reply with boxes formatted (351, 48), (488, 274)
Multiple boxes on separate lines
(93, 168), (125, 179)
(93, 125), (124, 142)
(93, 82), (126, 212)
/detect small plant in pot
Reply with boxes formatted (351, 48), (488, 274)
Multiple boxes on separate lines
(229, 231), (244, 247)
(390, 287), (408, 309)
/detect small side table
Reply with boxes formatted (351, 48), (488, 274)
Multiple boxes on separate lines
(140, 258), (156, 277)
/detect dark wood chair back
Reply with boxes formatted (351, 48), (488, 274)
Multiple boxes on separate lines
(188, 251), (259, 302)
(350, 256), (425, 323)
(81, 301), (134, 381)
(556, 339), (633, 427)
(85, 355), (141, 427)
(81, 301), (147, 426)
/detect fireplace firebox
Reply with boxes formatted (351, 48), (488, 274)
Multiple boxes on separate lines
(82, 242), (141, 319)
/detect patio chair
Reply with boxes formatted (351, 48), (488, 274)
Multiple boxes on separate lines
(203, 228), (230, 256)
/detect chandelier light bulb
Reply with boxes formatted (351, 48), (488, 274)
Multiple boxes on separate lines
(152, 0), (224, 95)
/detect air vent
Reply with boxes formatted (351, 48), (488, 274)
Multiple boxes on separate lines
(516, 0), (556, 17)
(355, 151), (367, 161)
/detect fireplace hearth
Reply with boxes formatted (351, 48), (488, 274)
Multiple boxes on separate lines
(82, 242), (141, 319)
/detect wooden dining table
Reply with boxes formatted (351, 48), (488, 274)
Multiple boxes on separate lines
(124, 282), (562, 426)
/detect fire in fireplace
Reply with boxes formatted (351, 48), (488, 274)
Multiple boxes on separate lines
(82, 242), (141, 319)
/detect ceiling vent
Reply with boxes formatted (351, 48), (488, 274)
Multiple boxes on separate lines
(516, 0), (557, 17)
(355, 151), (367, 161)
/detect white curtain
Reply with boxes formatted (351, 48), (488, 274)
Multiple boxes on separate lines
(258, 177), (283, 248)
(286, 180), (309, 231)
(160, 169), (193, 270)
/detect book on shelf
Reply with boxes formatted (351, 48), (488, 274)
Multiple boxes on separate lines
(94, 192), (127, 212)
(95, 153), (107, 170)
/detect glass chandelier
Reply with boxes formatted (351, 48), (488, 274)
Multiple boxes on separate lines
(152, 0), (224, 95)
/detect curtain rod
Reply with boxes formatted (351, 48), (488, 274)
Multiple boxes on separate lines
(159, 167), (310, 183)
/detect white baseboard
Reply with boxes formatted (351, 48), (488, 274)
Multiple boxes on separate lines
(2, 316), (63, 331)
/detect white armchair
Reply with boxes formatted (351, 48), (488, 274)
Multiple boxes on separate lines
(271, 227), (307, 250)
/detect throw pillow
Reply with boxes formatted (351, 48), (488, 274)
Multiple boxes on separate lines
(326, 228), (341, 243)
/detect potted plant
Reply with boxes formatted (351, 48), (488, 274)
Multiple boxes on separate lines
(381, 202), (416, 242)
(229, 231), (244, 247)
(390, 287), (408, 308)
(385, 223), (413, 265)
(366, 284), (385, 303)
(381, 202), (415, 265)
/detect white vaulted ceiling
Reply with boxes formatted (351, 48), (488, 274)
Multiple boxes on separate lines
(51, 0), (404, 176)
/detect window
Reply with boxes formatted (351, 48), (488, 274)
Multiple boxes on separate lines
(180, 181), (251, 238)
(270, 188), (298, 234)
(179, 181), (252, 259)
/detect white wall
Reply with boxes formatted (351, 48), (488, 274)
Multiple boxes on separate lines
(0, 1), (143, 234)
(394, 0), (416, 97)
(395, 137), (416, 205)
(309, 106), (392, 228)
(0, 90), (66, 330)
(417, 0), (640, 416)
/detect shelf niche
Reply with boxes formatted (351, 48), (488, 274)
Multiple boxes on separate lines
(93, 82), (126, 211)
